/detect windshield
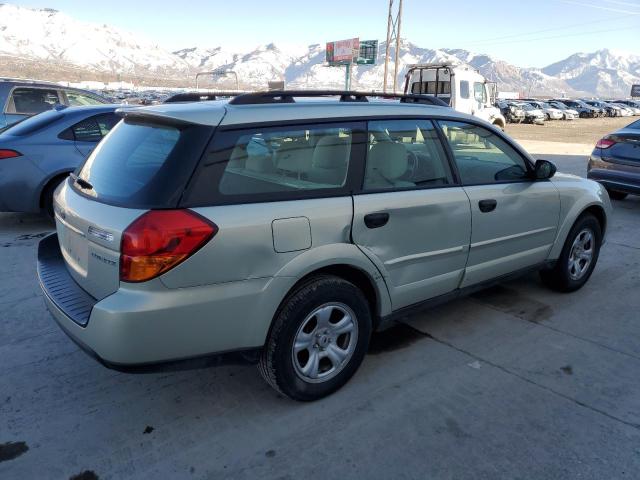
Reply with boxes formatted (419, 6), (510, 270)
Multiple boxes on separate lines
(74, 117), (212, 208)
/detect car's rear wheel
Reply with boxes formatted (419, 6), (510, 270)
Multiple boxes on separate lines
(540, 213), (602, 292)
(258, 275), (372, 401)
(606, 189), (628, 201)
(42, 176), (67, 219)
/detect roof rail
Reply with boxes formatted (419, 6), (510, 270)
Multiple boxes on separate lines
(228, 90), (450, 107)
(163, 91), (245, 104)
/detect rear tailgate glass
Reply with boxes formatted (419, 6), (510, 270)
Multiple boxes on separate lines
(74, 117), (212, 208)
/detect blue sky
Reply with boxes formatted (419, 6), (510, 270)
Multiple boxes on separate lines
(13, 0), (640, 67)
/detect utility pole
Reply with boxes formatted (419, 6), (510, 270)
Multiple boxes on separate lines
(383, 0), (403, 93)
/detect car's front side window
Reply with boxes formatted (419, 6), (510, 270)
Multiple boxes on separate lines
(65, 91), (104, 106)
(363, 119), (454, 191)
(438, 120), (530, 185)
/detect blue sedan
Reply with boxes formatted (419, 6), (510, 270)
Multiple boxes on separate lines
(0, 104), (124, 216)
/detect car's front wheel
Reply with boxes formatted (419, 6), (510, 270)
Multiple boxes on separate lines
(540, 213), (602, 292)
(258, 275), (372, 401)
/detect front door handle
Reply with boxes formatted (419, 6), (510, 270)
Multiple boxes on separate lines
(364, 212), (390, 229)
(478, 199), (497, 213)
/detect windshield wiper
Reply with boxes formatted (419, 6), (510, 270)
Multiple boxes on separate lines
(70, 172), (93, 190)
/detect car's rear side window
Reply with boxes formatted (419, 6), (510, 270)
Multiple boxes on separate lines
(183, 121), (366, 206)
(74, 118), (212, 208)
(59, 113), (120, 142)
(8, 88), (60, 115)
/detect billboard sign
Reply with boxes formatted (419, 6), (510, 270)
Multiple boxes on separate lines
(326, 38), (360, 65)
(357, 40), (378, 65)
(631, 84), (640, 97)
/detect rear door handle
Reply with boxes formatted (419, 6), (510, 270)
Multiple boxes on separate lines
(364, 212), (390, 229)
(478, 199), (497, 212)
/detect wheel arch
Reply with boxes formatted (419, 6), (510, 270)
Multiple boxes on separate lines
(39, 170), (72, 210)
(548, 201), (609, 261)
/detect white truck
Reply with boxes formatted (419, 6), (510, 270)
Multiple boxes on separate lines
(403, 63), (506, 130)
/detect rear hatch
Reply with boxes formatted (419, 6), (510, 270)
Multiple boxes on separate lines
(54, 113), (215, 299)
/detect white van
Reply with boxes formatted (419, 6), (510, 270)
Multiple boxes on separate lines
(404, 64), (506, 130)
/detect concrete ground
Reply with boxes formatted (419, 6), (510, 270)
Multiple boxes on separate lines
(1, 145), (639, 479)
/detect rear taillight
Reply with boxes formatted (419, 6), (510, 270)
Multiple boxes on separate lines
(0, 149), (22, 159)
(596, 138), (616, 149)
(120, 210), (217, 283)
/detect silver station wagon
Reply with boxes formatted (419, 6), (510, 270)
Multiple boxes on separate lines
(38, 91), (612, 401)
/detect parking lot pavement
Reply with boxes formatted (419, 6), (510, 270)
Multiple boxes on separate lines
(1, 154), (639, 480)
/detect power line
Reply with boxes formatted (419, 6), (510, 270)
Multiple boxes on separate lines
(559, 0), (640, 15)
(467, 24), (638, 48)
(467, 14), (633, 45)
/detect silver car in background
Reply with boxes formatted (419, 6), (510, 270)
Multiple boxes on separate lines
(38, 91), (611, 401)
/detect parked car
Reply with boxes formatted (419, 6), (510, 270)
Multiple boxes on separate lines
(588, 118), (640, 200)
(553, 99), (599, 118)
(608, 102), (637, 116)
(0, 104), (122, 216)
(582, 99), (621, 117)
(547, 101), (579, 120)
(524, 100), (564, 120)
(497, 100), (526, 123)
(614, 99), (640, 114)
(0, 78), (109, 129)
(509, 101), (545, 124)
(38, 91), (611, 401)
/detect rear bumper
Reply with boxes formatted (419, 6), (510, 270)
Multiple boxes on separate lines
(39, 233), (290, 367)
(588, 155), (640, 195)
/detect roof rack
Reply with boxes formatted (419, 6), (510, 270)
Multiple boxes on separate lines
(228, 90), (450, 107)
(163, 91), (246, 104)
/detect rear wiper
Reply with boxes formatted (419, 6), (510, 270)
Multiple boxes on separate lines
(70, 172), (93, 190)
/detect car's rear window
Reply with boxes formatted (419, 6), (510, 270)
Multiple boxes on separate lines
(74, 117), (212, 208)
(2, 110), (64, 136)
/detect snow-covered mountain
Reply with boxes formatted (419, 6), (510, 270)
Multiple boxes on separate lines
(543, 49), (640, 97)
(0, 4), (189, 76)
(1, 3), (638, 97)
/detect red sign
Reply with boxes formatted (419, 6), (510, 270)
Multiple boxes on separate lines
(326, 38), (359, 64)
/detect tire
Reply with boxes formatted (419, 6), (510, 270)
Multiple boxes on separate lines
(42, 176), (66, 219)
(540, 213), (602, 292)
(258, 275), (372, 401)
(606, 189), (628, 201)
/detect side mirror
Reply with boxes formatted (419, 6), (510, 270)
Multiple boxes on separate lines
(533, 159), (557, 180)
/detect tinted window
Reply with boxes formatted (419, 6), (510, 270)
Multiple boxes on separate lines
(216, 123), (359, 197)
(1, 110), (64, 136)
(75, 118), (212, 208)
(364, 119), (453, 191)
(62, 113), (119, 142)
(9, 88), (60, 114)
(459, 81), (470, 99)
(65, 91), (104, 106)
(438, 120), (529, 184)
